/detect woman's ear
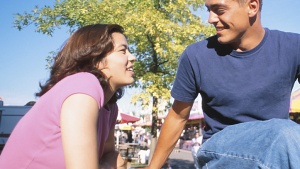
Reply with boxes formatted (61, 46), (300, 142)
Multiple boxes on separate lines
(97, 60), (106, 70)
(248, 0), (260, 17)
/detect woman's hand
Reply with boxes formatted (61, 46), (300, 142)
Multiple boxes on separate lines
(99, 151), (127, 169)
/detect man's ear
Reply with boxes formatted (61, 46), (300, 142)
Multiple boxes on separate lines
(248, 0), (260, 17)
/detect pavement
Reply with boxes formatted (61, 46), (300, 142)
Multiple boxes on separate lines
(128, 149), (195, 169)
(167, 149), (195, 169)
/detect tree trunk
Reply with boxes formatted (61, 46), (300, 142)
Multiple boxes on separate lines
(148, 96), (158, 163)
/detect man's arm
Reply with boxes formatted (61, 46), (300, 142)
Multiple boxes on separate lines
(148, 100), (193, 169)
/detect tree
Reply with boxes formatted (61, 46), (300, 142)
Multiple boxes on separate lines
(14, 0), (215, 161)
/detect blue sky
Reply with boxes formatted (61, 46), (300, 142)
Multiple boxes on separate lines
(1, 0), (300, 113)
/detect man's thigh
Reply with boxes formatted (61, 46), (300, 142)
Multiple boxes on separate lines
(197, 119), (300, 169)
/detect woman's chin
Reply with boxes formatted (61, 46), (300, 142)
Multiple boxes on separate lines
(120, 79), (135, 87)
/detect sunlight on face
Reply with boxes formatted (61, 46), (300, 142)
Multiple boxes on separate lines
(98, 33), (136, 90)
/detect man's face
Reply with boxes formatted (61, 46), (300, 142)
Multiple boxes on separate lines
(205, 0), (251, 46)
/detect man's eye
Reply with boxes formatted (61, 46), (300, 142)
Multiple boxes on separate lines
(216, 9), (225, 15)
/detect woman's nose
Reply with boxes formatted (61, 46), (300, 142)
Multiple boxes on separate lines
(128, 52), (136, 62)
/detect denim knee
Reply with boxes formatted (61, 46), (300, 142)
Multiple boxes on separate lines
(262, 119), (300, 168)
(264, 119), (300, 144)
(197, 119), (300, 169)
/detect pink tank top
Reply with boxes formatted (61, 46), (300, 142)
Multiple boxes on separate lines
(0, 72), (118, 168)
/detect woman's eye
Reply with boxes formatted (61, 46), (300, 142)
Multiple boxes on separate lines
(119, 49), (126, 53)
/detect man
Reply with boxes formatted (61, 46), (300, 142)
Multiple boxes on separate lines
(148, 0), (300, 168)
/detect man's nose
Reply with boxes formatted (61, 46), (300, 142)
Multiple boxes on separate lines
(208, 11), (219, 24)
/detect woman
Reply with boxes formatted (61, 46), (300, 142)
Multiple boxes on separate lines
(0, 24), (136, 169)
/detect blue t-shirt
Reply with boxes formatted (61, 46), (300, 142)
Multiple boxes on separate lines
(171, 28), (300, 141)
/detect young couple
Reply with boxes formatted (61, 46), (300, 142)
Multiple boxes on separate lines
(1, 0), (300, 168)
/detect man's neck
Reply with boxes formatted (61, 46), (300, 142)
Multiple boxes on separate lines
(231, 13), (265, 52)
(233, 26), (265, 52)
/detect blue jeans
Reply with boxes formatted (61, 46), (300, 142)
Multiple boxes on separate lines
(197, 119), (300, 169)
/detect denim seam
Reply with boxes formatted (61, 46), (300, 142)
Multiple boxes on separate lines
(201, 150), (271, 169)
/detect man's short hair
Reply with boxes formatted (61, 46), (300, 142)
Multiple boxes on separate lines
(237, 0), (263, 11)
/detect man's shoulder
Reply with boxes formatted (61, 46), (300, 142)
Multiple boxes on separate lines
(184, 35), (216, 55)
(265, 28), (300, 49)
(267, 28), (300, 39)
(268, 28), (299, 34)
(185, 35), (232, 57)
(187, 35), (218, 49)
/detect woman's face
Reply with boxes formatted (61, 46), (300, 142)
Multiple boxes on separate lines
(98, 32), (136, 90)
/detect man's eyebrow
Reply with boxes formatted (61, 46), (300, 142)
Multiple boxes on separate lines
(205, 3), (227, 10)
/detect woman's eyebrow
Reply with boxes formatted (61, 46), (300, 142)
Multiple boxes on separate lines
(115, 44), (128, 49)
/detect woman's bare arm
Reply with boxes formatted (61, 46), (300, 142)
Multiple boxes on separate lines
(61, 94), (99, 169)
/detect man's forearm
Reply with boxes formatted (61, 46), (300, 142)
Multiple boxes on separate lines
(148, 111), (187, 168)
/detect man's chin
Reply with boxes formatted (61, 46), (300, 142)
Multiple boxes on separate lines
(217, 36), (231, 45)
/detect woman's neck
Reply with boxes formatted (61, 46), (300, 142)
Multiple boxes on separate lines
(103, 89), (115, 105)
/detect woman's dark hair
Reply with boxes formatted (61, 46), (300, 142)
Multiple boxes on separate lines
(36, 24), (124, 104)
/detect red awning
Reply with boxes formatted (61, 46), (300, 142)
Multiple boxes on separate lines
(119, 112), (140, 124)
(188, 113), (204, 120)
